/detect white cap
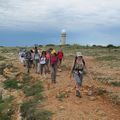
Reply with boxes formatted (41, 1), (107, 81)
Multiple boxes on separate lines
(76, 52), (83, 57)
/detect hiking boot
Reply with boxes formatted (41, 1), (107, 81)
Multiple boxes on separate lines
(76, 90), (81, 98)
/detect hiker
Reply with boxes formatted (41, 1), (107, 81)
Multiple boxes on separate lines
(38, 48), (41, 56)
(34, 47), (40, 73)
(57, 49), (64, 67)
(46, 50), (51, 73)
(30, 49), (35, 69)
(19, 49), (26, 66)
(25, 50), (32, 73)
(39, 51), (47, 78)
(70, 52), (86, 98)
(50, 50), (58, 83)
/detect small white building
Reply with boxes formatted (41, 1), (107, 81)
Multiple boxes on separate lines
(60, 29), (67, 45)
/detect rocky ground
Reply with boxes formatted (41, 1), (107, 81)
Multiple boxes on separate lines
(0, 47), (120, 120)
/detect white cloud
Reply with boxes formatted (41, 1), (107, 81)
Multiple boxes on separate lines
(0, 0), (120, 31)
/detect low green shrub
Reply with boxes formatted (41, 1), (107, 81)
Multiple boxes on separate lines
(96, 87), (107, 95)
(96, 56), (118, 61)
(4, 79), (22, 89)
(110, 82), (120, 87)
(56, 92), (68, 101)
(0, 96), (14, 120)
(23, 81), (43, 97)
(22, 73), (31, 84)
(0, 55), (6, 61)
(0, 63), (6, 75)
(109, 93), (120, 105)
(20, 100), (52, 120)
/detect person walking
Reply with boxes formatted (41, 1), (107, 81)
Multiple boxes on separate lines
(50, 50), (58, 83)
(25, 50), (32, 73)
(39, 51), (47, 78)
(34, 47), (40, 73)
(19, 49), (26, 66)
(30, 49), (35, 69)
(70, 52), (86, 98)
(46, 50), (51, 73)
(57, 49), (64, 67)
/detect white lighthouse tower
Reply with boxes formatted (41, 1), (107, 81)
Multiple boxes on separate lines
(60, 29), (67, 45)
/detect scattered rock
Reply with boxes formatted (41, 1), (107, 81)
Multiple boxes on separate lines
(17, 83), (22, 87)
(2, 89), (10, 100)
(65, 93), (69, 98)
(107, 80), (113, 84)
(96, 109), (106, 117)
(74, 101), (82, 105)
(83, 90), (88, 94)
(0, 75), (7, 82)
(65, 87), (73, 93)
(3, 67), (20, 79)
(87, 90), (93, 96)
(59, 106), (65, 110)
(58, 69), (62, 72)
(89, 96), (97, 101)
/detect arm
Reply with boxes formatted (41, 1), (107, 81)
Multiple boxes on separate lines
(70, 57), (76, 78)
(82, 58), (87, 69)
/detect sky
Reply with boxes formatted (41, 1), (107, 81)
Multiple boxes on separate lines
(0, 0), (120, 46)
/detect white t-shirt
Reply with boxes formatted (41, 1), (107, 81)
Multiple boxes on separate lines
(40, 57), (46, 64)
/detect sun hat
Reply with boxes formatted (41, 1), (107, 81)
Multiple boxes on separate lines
(76, 52), (83, 57)
(51, 50), (56, 55)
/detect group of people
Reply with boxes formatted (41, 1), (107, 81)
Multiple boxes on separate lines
(19, 46), (87, 98)
(19, 46), (64, 83)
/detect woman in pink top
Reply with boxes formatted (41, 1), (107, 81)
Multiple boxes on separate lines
(46, 50), (51, 72)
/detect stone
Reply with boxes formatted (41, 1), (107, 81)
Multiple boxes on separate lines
(65, 87), (73, 93)
(89, 96), (97, 101)
(75, 101), (82, 105)
(87, 90), (93, 96)
(58, 69), (62, 72)
(0, 75), (7, 82)
(59, 106), (65, 110)
(3, 67), (20, 79)
(2, 90), (10, 100)
(96, 110), (106, 117)
(65, 93), (69, 98)
(83, 90), (88, 94)
(17, 83), (22, 87)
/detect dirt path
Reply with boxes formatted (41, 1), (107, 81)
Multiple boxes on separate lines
(13, 57), (120, 120)
(41, 71), (120, 120)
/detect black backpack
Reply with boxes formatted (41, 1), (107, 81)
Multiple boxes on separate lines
(21, 52), (25, 58)
(25, 51), (31, 60)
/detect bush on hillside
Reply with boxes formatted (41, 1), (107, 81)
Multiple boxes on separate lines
(46, 44), (55, 47)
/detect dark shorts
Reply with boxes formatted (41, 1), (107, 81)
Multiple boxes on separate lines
(30, 60), (33, 64)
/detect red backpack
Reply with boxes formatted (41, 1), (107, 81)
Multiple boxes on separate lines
(50, 55), (58, 65)
(58, 51), (63, 59)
